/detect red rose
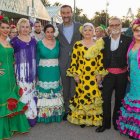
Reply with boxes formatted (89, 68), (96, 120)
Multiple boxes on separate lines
(7, 98), (18, 110)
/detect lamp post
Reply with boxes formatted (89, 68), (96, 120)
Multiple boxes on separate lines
(29, 0), (36, 24)
(105, 0), (109, 27)
(74, 0), (76, 22)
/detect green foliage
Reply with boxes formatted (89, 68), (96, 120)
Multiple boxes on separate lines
(74, 8), (90, 23)
(91, 10), (109, 27)
(41, 0), (51, 6)
(122, 19), (131, 28)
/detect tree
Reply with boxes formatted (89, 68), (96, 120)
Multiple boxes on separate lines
(41, 0), (51, 6)
(75, 7), (83, 22)
(74, 7), (90, 23)
(122, 16), (131, 27)
(53, 2), (62, 6)
(91, 10), (109, 27)
(136, 8), (140, 18)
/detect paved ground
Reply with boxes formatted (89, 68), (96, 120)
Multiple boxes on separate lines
(11, 94), (130, 140)
(11, 119), (129, 140)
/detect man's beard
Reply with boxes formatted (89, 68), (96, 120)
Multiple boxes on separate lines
(35, 31), (41, 34)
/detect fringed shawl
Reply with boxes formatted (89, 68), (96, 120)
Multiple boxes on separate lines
(11, 36), (37, 83)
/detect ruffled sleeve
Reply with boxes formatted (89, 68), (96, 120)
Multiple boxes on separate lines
(67, 41), (82, 77)
(84, 38), (104, 59)
(84, 38), (108, 76)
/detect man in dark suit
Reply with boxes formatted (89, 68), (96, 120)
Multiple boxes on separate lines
(57, 5), (81, 120)
(96, 17), (132, 132)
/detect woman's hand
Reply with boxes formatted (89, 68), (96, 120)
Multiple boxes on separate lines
(96, 75), (102, 85)
(0, 69), (5, 76)
(128, 76), (130, 82)
(74, 75), (80, 83)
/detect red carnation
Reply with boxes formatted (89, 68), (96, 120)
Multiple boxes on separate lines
(7, 98), (18, 111)
(19, 88), (24, 96)
(0, 15), (3, 20)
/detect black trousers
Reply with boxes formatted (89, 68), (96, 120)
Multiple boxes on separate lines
(102, 72), (128, 128)
(60, 67), (75, 113)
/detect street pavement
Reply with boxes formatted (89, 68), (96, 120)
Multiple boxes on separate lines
(11, 119), (129, 140)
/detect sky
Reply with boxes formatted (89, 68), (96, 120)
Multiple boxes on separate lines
(49, 0), (140, 19)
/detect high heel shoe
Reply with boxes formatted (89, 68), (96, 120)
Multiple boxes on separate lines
(129, 136), (134, 139)
(80, 125), (86, 128)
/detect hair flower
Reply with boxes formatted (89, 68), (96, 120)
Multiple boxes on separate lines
(79, 25), (83, 33)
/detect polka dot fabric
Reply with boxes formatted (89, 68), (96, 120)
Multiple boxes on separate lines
(67, 40), (105, 126)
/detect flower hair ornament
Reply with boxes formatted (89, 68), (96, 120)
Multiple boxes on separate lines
(79, 23), (94, 33)
(132, 18), (140, 30)
(0, 15), (9, 22)
(10, 24), (16, 29)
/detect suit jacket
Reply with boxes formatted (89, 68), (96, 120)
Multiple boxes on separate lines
(57, 22), (81, 69)
(102, 34), (132, 69)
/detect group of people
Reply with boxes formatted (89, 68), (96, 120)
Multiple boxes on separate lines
(0, 4), (140, 140)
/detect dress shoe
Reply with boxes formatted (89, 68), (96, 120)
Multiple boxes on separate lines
(63, 113), (68, 121)
(129, 136), (135, 139)
(95, 126), (111, 133)
(114, 126), (118, 131)
(80, 125), (86, 128)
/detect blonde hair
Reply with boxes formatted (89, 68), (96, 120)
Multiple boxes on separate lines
(17, 18), (30, 32)
(109, 16), (122, 25)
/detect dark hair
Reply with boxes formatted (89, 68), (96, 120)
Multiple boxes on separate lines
(44, 24), (55, 33)
(0, 19), (9, 26)
(61, 5), (72, 12)
(34, 20), (41, 25)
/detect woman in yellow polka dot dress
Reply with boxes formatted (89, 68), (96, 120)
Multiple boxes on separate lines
(67, 23), (107, 127)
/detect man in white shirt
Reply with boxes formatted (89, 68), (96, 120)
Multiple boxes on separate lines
(96, 17), (132, 132)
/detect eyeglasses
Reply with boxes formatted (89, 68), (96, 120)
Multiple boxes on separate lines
(109, 24), (120, 27)
(133, 29), (140, 33)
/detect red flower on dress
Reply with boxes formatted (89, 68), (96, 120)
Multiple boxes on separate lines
(7, 98), (18, 110)
(19, 88), (24, 96)
(42, 113), (47, 118)
(20, 105), (28, 113)
(23, 105), (28, 111)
